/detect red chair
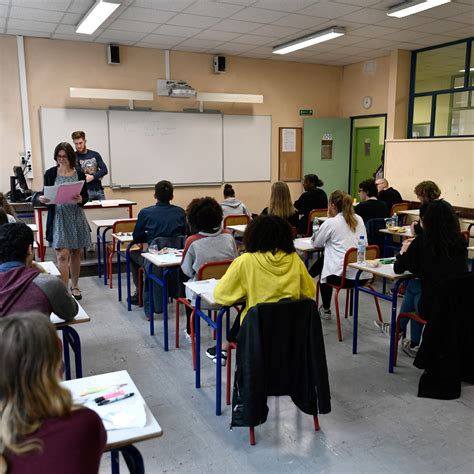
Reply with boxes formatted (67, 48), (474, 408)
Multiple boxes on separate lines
(175, 260), (234, 368)
(305, 208), (328, 236)
(390, 202), (410, 215)
(393, 312), (427, 366)
(316, 245), (383, 342)
(223, 214), (250, 228)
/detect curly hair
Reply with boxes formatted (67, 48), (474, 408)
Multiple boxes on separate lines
(186, 197), (223, 233)
(414, 181), (441, 202)
(0, 223), (34, 263)
(243, 215), (295, 254)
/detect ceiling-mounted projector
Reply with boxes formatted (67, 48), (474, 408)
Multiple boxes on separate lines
(157, 80), (196, 98)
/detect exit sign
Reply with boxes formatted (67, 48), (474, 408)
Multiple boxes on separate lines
(299, 109), (313, 116)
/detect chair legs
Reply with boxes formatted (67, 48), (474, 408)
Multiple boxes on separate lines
(393, 312), (426, 366)
(367, 284), (383, 322)
(226, 342), (237, 406)
(137, 266), (144, 307)
(334, 288), (343, 342)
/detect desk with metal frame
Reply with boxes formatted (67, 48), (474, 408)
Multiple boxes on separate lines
(349, 260), (414, 374)
(63, 369), (163, 474)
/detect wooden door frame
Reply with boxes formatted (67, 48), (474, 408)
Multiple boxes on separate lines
(348, 113), (387, 194)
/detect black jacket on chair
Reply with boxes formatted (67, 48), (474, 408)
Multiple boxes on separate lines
(415, 273), (474, 400)
(231, 298), (331, 428)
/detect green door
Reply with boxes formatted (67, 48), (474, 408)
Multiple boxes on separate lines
(303, 118), (351, 195)
(352, 127), (383, 198)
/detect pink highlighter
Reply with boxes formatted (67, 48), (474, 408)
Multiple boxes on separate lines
(94, 390), (126, 404)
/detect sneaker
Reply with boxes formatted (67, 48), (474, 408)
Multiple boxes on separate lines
(401, 339), (419, 358)
(206, 345), (227, 363)
(129, 292), (139, 305)
(318, 306), (332, 320)
(373, 320), (391, 336)
(212, 352), (227, 367)
(183, 329), (192, 344)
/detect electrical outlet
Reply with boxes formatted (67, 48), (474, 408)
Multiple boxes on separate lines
(23, 150), (33, 179)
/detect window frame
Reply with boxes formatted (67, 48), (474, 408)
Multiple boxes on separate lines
(407, 37), (474, 139)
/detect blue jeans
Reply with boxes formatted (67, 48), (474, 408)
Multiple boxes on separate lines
(88, 189), (105, 201)
(399, 279), (423, 345)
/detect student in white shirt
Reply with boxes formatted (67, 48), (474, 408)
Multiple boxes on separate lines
(311, 190), (369, 320)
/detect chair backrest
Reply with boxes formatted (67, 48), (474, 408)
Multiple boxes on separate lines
(149, 235), (186, 251)
(112, 219), (137, 234)
(306, 208), (328, 235)
(198, 259), (234, 281)
(342, 245), (379, 284)
(224, 214), (250, 228)
(390, 202), (409, 215)
(365, 218), (386, 249)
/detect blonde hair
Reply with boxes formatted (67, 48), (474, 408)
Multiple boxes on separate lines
(330, 190), (357, 232)
(268, 181), (296, 219)
(0, 313), (75, 471)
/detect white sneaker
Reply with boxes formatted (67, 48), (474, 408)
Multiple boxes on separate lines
(183, 329), (192, 344)
(401, 339), (419, 358)
(373, 320), (391, 336)
(319, 306), (332, 320)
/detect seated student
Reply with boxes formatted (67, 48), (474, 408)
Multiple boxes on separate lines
(261, 181), (299, 229)
(0, 312), (106, 473)
(206, 215), (316, 365)
(294, 173), (328, 234)
(130, 180), (186, 304)
(0, 223), (78, 320)
(354, 179), (387, 224)
(375, 178), (403, 216)
(411, 180), (442, 235)
(220, 183), (251, 218)
(311, 191), (370, 320)
(0, 192), (16, 223)
(389, 200), (468, 357)
(181, 197), (238, 341)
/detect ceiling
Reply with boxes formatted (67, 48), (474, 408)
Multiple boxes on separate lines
(0, 0), (473, 66)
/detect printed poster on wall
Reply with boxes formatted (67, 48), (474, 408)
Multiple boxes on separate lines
(282, 128), (296, 152)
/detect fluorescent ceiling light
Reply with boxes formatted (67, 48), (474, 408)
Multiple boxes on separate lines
(70, 87), (153, 101)
(76, 1), (120, 35)
(387, 0), (451, 18)
(273, 27), (345, 55)
(196, 92), (263, 104)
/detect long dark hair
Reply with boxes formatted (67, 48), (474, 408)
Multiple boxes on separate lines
(423, 200), (466, 257)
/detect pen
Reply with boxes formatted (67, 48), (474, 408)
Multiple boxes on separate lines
(97, 392), (135, 406)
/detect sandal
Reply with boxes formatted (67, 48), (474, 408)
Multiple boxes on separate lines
(71, 287), (82, 300)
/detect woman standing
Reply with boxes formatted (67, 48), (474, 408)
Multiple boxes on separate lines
(0, 313), (106, 473)
(38, 142), (90, 300)
(261, 181), (299, 228)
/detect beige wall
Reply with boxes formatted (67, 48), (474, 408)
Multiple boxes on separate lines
(0, 35), (344, 213)
(340, 56), (390, 118)
(0, 36), (23, 192)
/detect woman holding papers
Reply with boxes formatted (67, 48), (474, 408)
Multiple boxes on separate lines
(38, 142), (90, 300)
(0, 312), (106, 473)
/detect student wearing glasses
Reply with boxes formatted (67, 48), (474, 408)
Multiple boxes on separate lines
(354, 179), (387, 224)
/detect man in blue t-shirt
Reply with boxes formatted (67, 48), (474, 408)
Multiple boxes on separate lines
(72, 130), (108, 201)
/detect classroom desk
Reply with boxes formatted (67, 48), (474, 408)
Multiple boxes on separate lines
(52, 302), (90, 380)
(379, 226), (414, 257)
(27, 223), (38, 232)
(92, 218), (128, 284)
(227, 224), (247, 234)
(349, 260), (414, 374)
(37, 260), (61, 276)
(34, 200), (136, 262)
(63, 370), (163, 474)
(397, 209), (419, 217)
(185, 279), (229, 416)
(141, 251), (183, 346)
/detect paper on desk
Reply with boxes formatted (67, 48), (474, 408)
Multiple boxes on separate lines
(93, 397), (147, 431)
(184, 278), (218, 296)
(153, 253), (182, 264)
(43, 181), (84, 205)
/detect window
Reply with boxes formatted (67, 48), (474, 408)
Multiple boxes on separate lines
(409, 38), (474, 138)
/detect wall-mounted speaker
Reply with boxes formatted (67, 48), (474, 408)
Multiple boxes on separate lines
(214, 55), (226, 74)
(107, 44), (120, 65)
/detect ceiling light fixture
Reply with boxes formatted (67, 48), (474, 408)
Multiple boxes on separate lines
(76, 0), (121, 35)
(273, 27), (345, 55)
(387, 0), (451, 18)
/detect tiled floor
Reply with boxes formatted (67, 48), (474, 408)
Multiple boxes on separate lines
(72, 274), (473, 473)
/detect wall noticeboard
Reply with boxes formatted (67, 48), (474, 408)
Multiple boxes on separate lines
(279, 127), (302, 182)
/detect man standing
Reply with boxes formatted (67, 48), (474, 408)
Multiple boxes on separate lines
(72, 131), (108, 201)
(375, 178), (403, 216)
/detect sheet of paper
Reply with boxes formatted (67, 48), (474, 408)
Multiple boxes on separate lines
(282, 128), (296, 152)
(43, 181), (84, 205)
(184, 278), (218, 296)
(153, 253), (182, 264)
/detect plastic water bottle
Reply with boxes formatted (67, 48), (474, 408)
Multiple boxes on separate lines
(357, 236), (366, 263)
(392, 213), (398, 227)
(312, 217), (320, 235)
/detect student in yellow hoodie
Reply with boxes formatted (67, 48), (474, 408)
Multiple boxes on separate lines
(205, 215), (316, 365)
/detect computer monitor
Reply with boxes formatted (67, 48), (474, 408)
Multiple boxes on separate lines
(13, 166), (29, 191)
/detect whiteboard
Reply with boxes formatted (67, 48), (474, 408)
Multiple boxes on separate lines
(40, 108), (110, 186)
(223, 115), (271, 182)
(108, 110), (223, 186)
